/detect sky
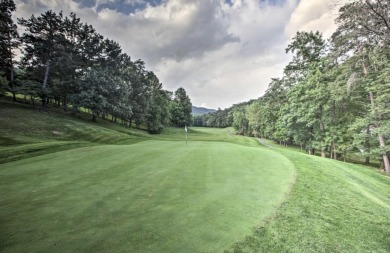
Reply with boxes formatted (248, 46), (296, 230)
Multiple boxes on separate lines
(14, 0), (346, 109)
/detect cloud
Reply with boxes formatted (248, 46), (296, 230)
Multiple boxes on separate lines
(285, 0), (348, 38)
(154, 0), (296, 108)
(118, 0), (241, 63)
(14, 0), (343, 109)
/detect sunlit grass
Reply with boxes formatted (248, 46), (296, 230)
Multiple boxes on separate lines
(0, 141), (294, 253)
(1, 99), (390, 252)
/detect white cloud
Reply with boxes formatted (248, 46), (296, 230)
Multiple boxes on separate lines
(285, 0), (348, 39)
(14, 0), (345, 109)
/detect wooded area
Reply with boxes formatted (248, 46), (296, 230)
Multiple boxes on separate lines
(0, 0), (192, 133)
(194, 0), (390, 173)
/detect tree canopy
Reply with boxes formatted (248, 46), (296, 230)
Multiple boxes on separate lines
(196, 1), (390, 174)
(0, 0), (193, 134)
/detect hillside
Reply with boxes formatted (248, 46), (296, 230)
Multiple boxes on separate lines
(192, 106), (216, 115)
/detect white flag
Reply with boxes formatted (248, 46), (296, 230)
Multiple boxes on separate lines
(185, 125), (187, 132)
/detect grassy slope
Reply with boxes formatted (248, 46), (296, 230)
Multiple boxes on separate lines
(0, 101), (149, 163)
(228, 142), (390, 253)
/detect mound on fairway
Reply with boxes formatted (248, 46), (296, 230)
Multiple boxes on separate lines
(0, 140), (295, 253)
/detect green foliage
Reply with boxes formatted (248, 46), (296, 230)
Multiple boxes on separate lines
(0, 0), (19, 99)
(0, 74), (8, 95)
(11, 8), (189, 133)
(170, 87), (192, 127)
(198, 2), (390, 171)
(232, 107), (248, 135)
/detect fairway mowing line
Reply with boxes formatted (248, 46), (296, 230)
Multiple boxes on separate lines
(147, 176), (170, 197)
(256, 138), (274, 148)
(326, 160), (390, 210)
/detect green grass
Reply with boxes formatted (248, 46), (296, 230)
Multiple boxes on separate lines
(1, 100), (390, 252)
(0, 101), (148, 163)
(228, 144), (390, 253)
(0, 141), (295, 253)
(159, 127), (260, 147)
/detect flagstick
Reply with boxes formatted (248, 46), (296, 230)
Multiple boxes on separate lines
(185, 125), (188, 147)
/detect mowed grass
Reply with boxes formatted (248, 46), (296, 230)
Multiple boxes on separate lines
(228, 144), (390, 253)
(1, 100), (390, 252)
(0, 101), (149, 163)
(0, 141), (295, 253)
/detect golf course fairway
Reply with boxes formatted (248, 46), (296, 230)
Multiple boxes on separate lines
(0, 140), (295, 253)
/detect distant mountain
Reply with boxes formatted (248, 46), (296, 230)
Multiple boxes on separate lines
(192, 106), (216, 115)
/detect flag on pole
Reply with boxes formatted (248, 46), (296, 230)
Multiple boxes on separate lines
(185, 125), (188, 147)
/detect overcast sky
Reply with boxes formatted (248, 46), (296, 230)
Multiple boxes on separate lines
(14, 0), (345, 109)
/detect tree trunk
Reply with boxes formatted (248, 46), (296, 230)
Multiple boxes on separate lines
(319, 119), (326, 158)
(378, 134), (390, 173)
(31, 96), (35, 108)
(64, 96), (68, 112)
(10, 65), (16, 102)
(367, 83), (389, 173)
(333, 143), (337, 160)
(8, 31), (16, 102)
(43, 59), (50, 90)
(41, 59), (50, 110)
(321, 147), (326, 158)
(92, 112), (96, 122)
(364, 125), (370, 164)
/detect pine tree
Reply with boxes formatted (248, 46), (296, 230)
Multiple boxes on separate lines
(0, 0), (19, 100)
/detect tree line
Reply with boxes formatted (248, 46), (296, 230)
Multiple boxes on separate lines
(195, 0), (390, 173)
(0, 0), (192, 133)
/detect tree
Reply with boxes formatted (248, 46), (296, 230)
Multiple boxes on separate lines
(0, 0), (19, 101)
(285, 31), (326, 82)
(145, 71), (171, 133)
(333, 0), (390, 173)
(171, 87), (192, 127)
(126, 59), (148, 128)
(19, 10), (67, 109)
(232, 107), (248, 135)
(71, 67), (115, 122)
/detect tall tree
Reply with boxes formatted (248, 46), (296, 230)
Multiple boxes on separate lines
(0, 0), (19, 100)
(171, 87), (192, 127)
(145, 71), (171, 133)
(333, 0), (390, 173)
(71, 67), (115, 122)
(19, 11), (67, 109)
(284, 31), (326, 82)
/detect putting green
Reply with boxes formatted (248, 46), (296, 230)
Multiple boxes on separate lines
(0, 140), (295, 253)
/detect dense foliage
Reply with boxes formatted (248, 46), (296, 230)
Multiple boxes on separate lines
(196, 0), (390, 173)
(0, 0), (192, 133)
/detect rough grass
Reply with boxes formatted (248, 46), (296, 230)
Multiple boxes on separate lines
(0, 101), (148, 163)
(227, 142), (390, 253)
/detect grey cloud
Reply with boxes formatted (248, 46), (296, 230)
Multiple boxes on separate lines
(73, 0), (96, 8)
(123, 0), (240, 64)
(14, 0), (315, 109)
